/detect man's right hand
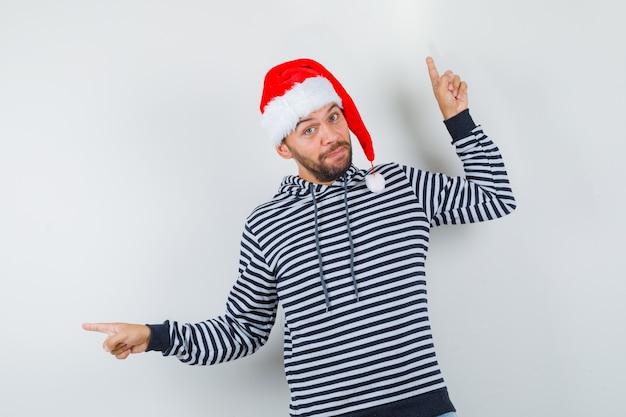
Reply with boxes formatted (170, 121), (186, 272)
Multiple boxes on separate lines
(82, 322), (151, 360)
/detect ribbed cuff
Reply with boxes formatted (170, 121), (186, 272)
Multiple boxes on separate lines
(443, 109), (476, 141)
(145, 320), (171, 352)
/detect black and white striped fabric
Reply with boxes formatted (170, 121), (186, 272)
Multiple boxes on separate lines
(162, 116), (516, 416)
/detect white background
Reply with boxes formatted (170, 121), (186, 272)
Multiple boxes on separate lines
(1, 1), (624, 416)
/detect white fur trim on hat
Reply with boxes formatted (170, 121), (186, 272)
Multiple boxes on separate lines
(260, 76), (343, 146)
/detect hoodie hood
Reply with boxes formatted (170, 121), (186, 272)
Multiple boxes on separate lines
(276, 165), (362, 197)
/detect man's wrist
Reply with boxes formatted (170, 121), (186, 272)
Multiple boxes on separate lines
(443, 109), (476, 141)
(145, 321), (170, 352)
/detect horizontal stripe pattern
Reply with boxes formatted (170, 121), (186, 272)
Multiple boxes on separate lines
(164, 124), (516, 416)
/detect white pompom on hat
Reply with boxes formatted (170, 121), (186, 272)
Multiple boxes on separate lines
(259, 58), (385, 192)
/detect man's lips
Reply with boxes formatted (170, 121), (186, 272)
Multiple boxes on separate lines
(323, 144), (348, 160)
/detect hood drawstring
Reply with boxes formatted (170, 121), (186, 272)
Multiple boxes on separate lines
(343, 180), (359, 302)
(310, 177), (359, 313)
(310, 185), (330, 312)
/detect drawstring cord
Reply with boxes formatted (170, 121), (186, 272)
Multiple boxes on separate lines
(343, 180), (359, 302)
(310, 176), (360, 313)
(310, 185), (330, 312)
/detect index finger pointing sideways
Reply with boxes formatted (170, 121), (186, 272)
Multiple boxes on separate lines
(82, 322), (115, 335)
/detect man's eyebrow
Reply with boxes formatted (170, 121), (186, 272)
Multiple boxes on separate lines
(295, 104), (340, 128)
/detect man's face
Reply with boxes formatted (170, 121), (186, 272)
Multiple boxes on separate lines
(277, 103), (352, 185)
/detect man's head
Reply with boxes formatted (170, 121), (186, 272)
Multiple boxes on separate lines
(260, 58), (376, 185)
(276, 103), (352, 184)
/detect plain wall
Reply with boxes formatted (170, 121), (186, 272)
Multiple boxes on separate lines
(1, 1), (624, 416)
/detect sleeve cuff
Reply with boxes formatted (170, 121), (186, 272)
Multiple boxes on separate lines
(443, 109), (477, 141)
(146, 321), (171, 352)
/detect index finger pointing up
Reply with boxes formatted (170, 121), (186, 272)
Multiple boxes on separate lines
(426, 56), (440, 84)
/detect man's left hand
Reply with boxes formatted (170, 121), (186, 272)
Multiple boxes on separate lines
(426, 56), (469, 120)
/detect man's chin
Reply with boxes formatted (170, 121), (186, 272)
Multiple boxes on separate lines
(319, 161), (351, 182)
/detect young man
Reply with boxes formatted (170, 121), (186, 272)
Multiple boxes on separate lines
(84, 57), (516, 417)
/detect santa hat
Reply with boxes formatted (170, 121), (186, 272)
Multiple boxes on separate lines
(259, 58), (384, 192)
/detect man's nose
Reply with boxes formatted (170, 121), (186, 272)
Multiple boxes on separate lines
(319, 122), (340, 145)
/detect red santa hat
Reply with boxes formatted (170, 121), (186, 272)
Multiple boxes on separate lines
(260, 58), (376, 165)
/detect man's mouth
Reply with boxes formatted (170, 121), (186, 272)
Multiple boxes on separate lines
(323, 144), (348, 160)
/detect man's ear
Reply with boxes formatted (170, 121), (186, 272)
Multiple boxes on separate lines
(276, 141), (293, 160)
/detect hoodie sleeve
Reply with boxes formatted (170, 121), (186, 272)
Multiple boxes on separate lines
(405, 109), (516, 225)
(146, 224), (278, 365)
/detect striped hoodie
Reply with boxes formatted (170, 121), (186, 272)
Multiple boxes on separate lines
(147, 110), (517, 416)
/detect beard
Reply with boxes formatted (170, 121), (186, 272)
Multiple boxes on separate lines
(290, 141), (353, 184)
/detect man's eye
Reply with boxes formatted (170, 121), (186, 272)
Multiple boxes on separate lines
(304, 127), (315, 135)
(329, 113), (338, 122)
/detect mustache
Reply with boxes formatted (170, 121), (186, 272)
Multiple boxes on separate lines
(320, 142), (350, 159)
